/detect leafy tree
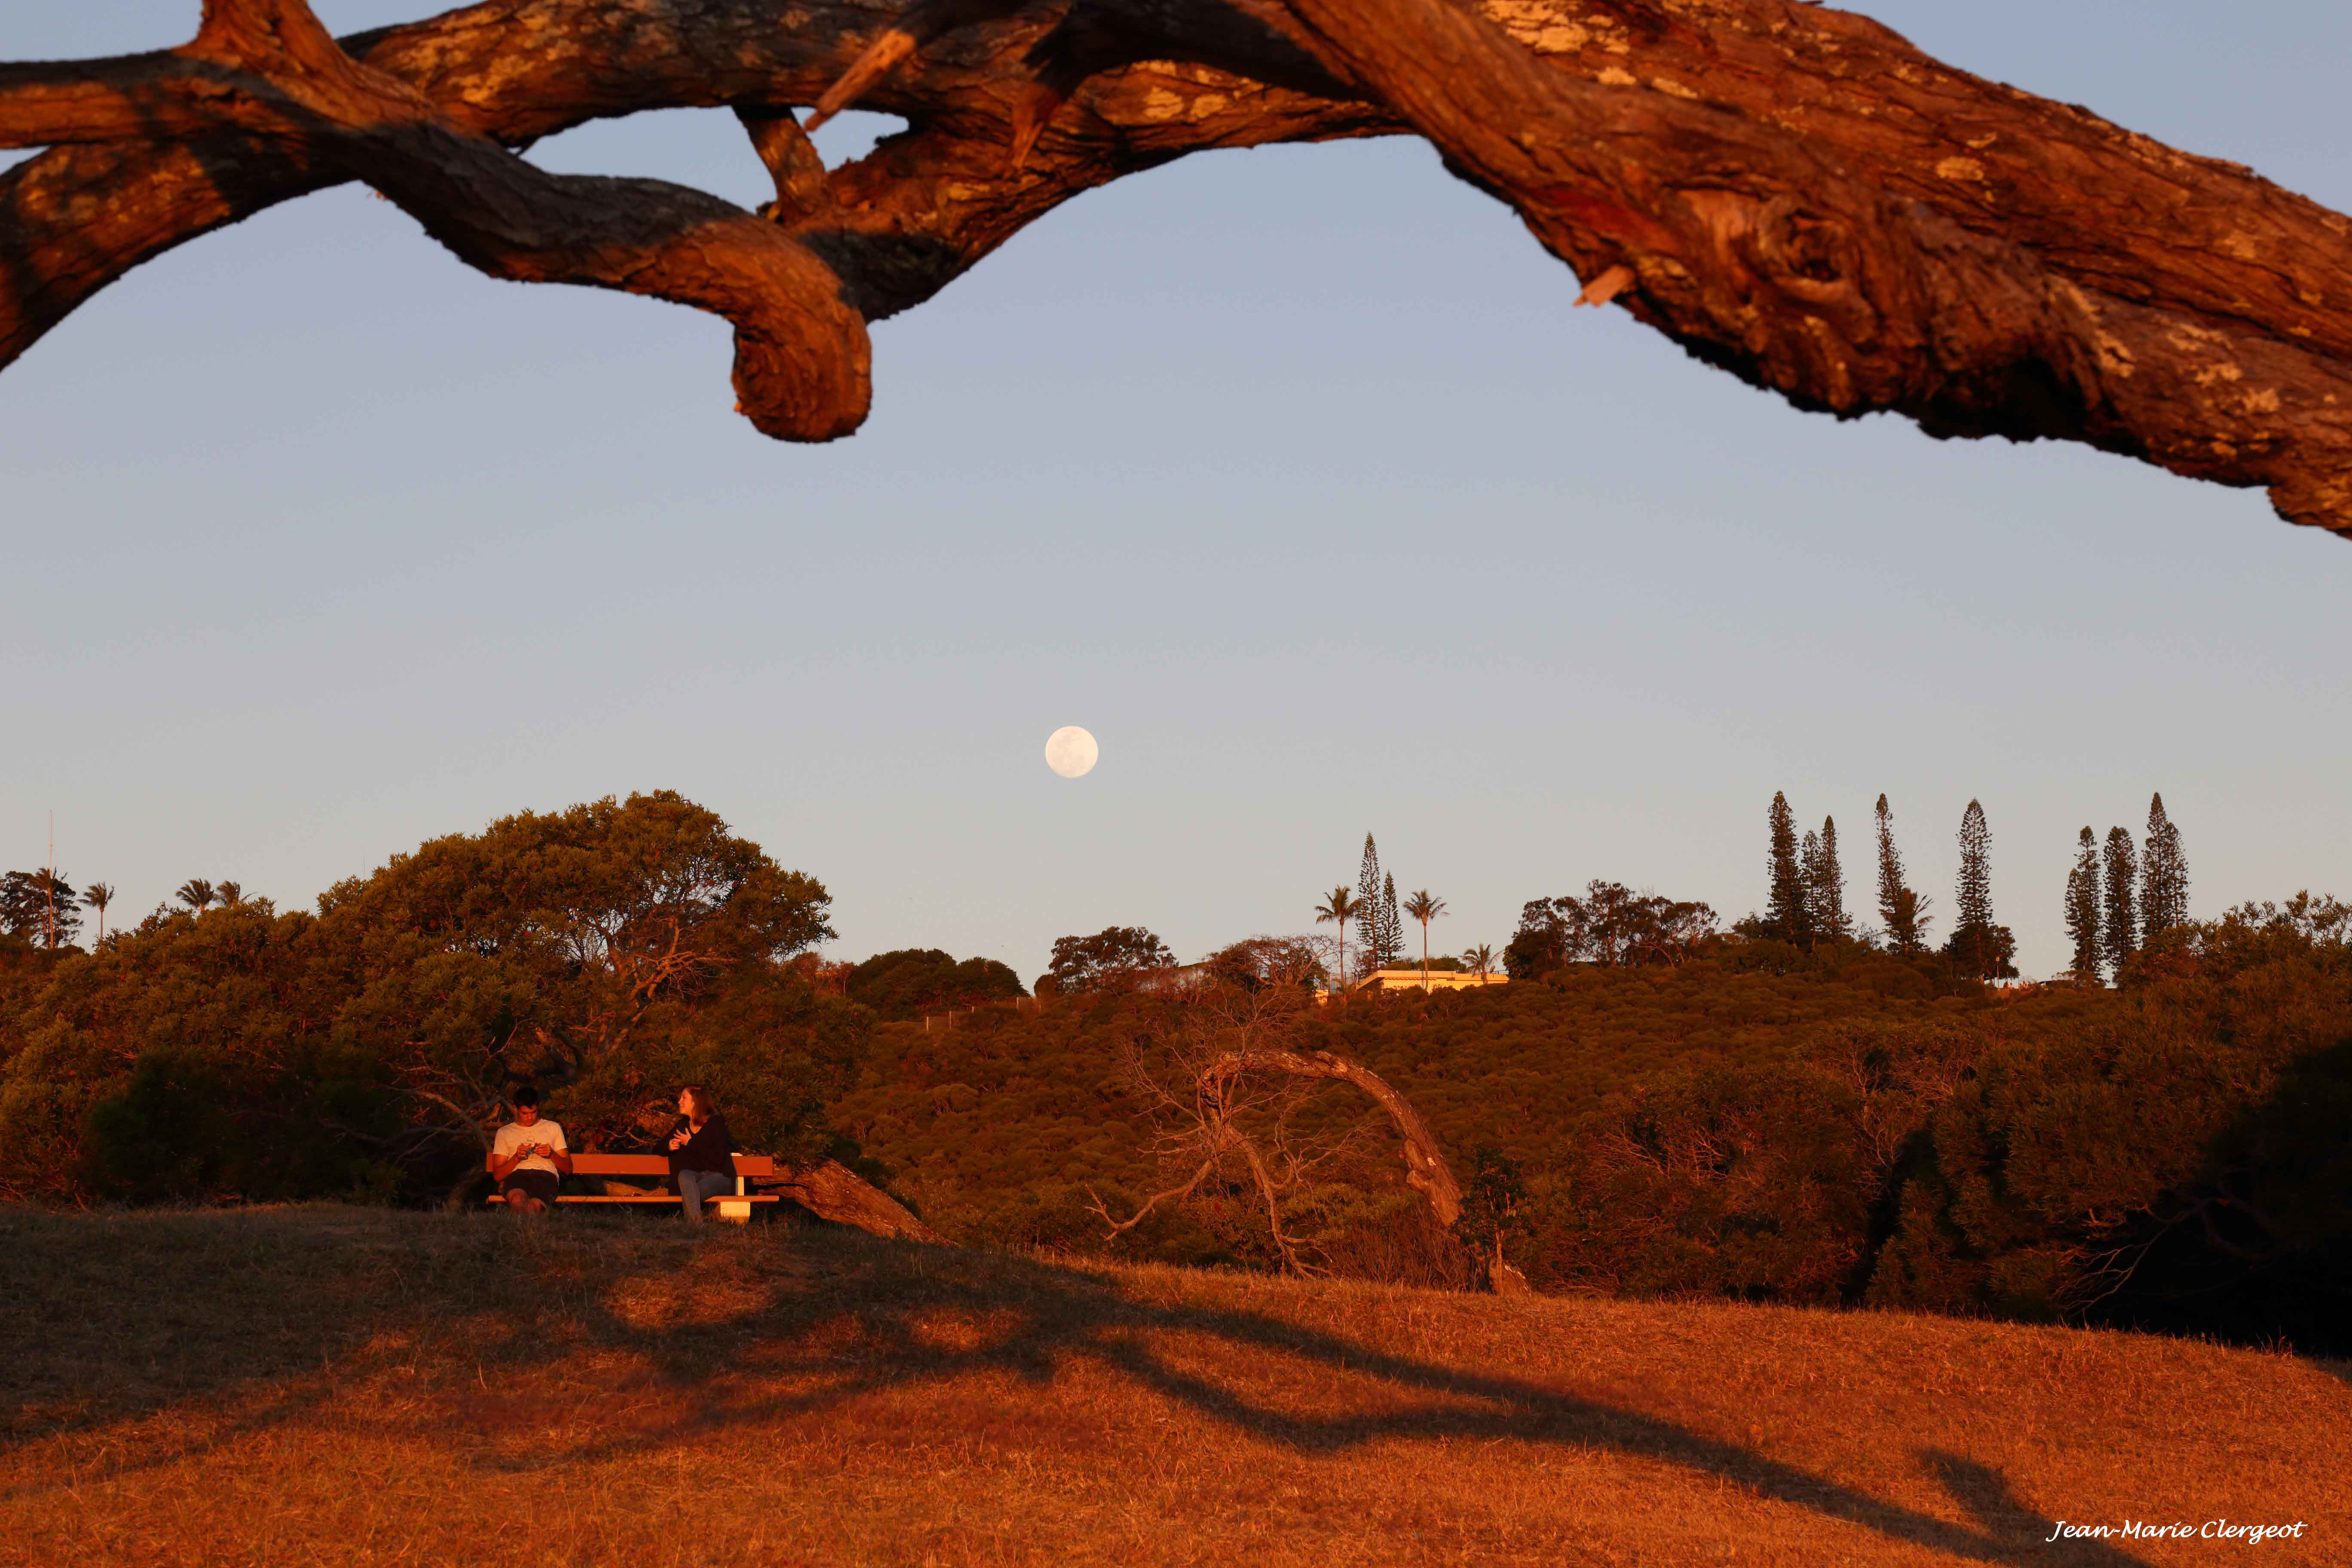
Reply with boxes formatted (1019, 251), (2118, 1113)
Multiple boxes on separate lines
(2102, 827), (2140, 976)
(845, 949), (1024, 1021)
(1204, 937), (1330, 992)
(2064, 828), (2103, 982)
(2142, 793), (2190, 937)
(1313, 886), (1360, 986)
(1765, 792), (1808, 946)
(1401, 889), (1447, 986)
(0, 791), (858, 1207)
(1511, 882), (1718, 973)
(1810, 817), (1851, 941)
(1874, 794), (1930, 954)
(80, 882), (114, 946)
(0, 871), (79, 949)
(1042, 927), (1175, 995)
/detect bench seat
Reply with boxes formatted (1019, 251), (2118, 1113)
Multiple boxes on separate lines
(487, 1150), (780, 1223)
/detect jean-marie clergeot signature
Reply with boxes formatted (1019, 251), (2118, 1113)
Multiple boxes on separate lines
(2046, 1520), (2307, 1545)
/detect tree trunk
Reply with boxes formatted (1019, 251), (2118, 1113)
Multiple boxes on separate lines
(763, 1159), (949, 1243)
(6, 0), (2352, 533)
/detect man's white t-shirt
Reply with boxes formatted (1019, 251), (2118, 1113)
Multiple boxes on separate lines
(494, 1118), (568, 1176)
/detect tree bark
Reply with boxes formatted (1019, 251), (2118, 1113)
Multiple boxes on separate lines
(764, 1158), (949, 1243)
(6, 0), (2352, 533)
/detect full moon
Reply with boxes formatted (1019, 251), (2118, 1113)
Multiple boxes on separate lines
(1044, 726), (1099, 779)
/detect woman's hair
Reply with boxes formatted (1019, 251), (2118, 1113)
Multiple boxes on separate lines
(680, 1084), (717, 1124)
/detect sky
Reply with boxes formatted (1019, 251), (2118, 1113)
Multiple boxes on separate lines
(3, 1), (2349, 981)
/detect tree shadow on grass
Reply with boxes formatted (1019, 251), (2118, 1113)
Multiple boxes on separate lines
(0, 1209), (2157, 1565)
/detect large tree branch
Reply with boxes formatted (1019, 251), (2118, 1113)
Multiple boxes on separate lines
(6, 0), (2352, 530)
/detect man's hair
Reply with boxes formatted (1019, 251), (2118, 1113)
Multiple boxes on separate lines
(681, 1084), (716, 1123)
(511, 1084), (540, 1110)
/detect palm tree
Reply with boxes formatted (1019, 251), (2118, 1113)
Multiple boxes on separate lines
(1462, 942), (1500, 980)
(175, 879), (217, 914)
(1313, 885), (1360, 991)
(80, 882), (114, 945)
(217, 881), (245, 908)
(1402, 889), (1447, 990)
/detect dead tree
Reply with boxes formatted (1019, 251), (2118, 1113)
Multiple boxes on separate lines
(7, 0), (2352, 536)
(1092, 977), (1462, 1272)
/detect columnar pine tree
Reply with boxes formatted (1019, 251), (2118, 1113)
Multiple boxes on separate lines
(1874, 794), (1928, 953)
(1813, 816), (1850, 941)
(1765, 792), (1809, 947)
(1943, 799), (2016, 979)
(2141, 793), (2190, 937)
(2101, 827), (2139, 976)
(1955, 800), (1994, 937)
(1378, 873), (1404, 969)
(2064, 827), (2103, 982)
(1799, 827), (1823, 940)
(1355, 833), (1382, 964)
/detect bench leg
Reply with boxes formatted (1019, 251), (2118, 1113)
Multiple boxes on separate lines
(715, 1198), (753, 1223)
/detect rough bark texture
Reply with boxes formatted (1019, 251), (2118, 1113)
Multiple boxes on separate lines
(764, 1158), (950, 1243)
(6, 0), (2352, 534)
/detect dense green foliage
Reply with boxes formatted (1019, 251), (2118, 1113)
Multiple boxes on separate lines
(0, 793), (863, 1205)
(1040, 927), (1175, 994)
(840, 916), (2351, 1350)
(845, 949), (1026, 1020)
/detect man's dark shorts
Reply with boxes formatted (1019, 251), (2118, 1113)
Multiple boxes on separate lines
(502, 1169), (561, 1206)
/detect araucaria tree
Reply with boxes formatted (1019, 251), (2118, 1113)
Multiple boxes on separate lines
(1378, 873), (1403, 970)
(12, 2), (2352, 540)
(1810, 816), (1850, 942)
(2101, 827), (2140, 977)
(1355, 835), (1383, 970)
(1874, 794), (1928, 955)
(1765, 792), (1809, 948)
(2064, 827), (2103, 983)
(1942, 799), (2015, 980)
(2141, 794), (2191, 938)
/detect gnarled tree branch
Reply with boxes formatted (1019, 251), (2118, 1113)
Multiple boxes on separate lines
(5, 0), (2352, 531)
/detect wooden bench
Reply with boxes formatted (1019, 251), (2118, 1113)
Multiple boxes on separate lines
(487, 1152), (781, 1222)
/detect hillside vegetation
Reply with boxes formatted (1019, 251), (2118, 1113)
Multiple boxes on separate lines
(838, 923), (2352, 1350)
(1, 1207), (2339, 1567)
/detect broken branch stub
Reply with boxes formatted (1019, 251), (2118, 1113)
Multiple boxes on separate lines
(3, 0), (2350, 532)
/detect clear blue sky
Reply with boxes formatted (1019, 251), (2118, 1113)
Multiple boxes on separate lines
(5, 2), (2349, 980)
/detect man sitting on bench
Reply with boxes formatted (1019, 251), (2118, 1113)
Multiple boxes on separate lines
(489, 1086), (572, 1214)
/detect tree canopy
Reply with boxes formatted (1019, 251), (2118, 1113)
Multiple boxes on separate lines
(0, 791), (860, 1204)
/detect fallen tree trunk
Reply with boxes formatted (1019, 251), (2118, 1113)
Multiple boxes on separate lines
(6, 0), (2352, 533)
(763, 1158), (949, 1243)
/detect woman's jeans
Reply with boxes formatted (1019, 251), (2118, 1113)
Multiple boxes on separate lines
(677, 1167), (728, 1224)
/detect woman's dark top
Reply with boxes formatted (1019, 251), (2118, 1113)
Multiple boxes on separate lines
(668, 1112), (735, 1176)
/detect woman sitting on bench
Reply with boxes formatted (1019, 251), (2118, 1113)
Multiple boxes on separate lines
(667, 1085), (735, 1225)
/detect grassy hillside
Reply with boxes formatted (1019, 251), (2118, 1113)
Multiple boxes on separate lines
(3, 1206), (2339, 1566)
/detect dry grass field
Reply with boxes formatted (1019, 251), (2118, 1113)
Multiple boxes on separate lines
(0, 1207), (2341, 1567)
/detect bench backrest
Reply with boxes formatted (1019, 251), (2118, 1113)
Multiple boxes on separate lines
(491, 1152), (777, 1179)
